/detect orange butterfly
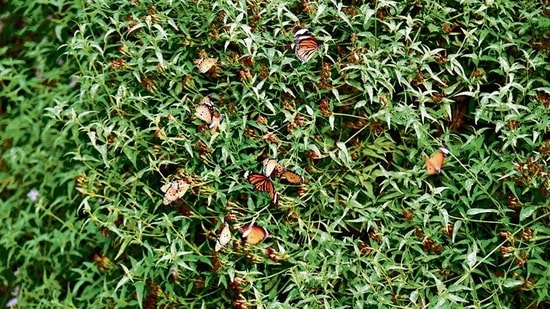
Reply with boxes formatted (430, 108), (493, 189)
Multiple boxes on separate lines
(280, 169), (306, 184)
(239, 224), (269, 244)
(424, 147), (450, 175)
(294, 27), (322, 62)
(244, 171), (278, 206)
(194, 57), (217, 73)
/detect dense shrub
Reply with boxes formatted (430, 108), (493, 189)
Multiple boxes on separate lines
(1, 0), (549, 307)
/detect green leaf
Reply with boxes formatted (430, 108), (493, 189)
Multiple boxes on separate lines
(466, 208), (499, 216)
(519, 206), (537, 222)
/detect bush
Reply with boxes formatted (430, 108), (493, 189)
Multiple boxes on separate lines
(1, 0), (549, 307)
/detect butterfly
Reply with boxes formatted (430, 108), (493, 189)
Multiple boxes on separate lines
(239, 224), (269, 245)
(424, 147), (450, 175)
(294, 27), (322, 62)
(262, 158), (285, 178)
(280, 169), (306, 184)
(195, 100), (214, 123)
(262, 158), (306, 182)
(195, 97), (222, 134)
(194, 57), (217, 73)
(160, 178), (191, 205)
(214, 222), (231, 252)
(244, 171), (278, 206)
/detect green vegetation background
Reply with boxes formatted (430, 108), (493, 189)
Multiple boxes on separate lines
(1, 0), (550, 307)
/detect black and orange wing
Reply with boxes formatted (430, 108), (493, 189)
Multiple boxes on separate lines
(244, 171), (278, 205)
(294, 28), (321, 62)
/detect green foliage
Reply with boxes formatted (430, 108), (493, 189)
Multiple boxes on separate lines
(1, 0), (550, 308)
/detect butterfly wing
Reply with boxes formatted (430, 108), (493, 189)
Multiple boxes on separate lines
(294, 28), (321, 62)
(281, 169), (305, 184)
(194, 57), (217, 73)
(209, 114), (223, 134)
(240, 225), (268, 244)
(271, 191), (279, 207)
(244, 171), (277, 205)
(215, 222), (231, 252)
(262, 158), (279, 178)
(195, 103), (214, 124)
(273, 164), (285, 178)
(161, 179), (190, 205)
(424, 155), (439, 175)
(201, 96), (213, 105)
(425, 150), (446, 175)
